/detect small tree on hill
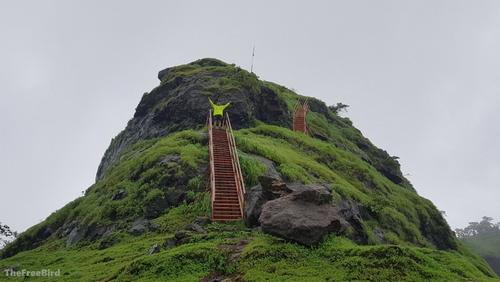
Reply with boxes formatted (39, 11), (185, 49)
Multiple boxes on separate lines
(329, 103), (350, 115)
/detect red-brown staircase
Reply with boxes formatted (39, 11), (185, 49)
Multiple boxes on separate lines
(208, 112), (245, 221)
(293, 99), (309, 134)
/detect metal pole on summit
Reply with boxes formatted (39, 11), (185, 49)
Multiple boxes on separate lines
(251, 45), (255, 73)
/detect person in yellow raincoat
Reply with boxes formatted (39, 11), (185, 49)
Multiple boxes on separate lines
(209, 98), (231, 127)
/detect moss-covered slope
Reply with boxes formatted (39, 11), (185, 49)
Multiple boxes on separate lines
(1, 58), (497, 281)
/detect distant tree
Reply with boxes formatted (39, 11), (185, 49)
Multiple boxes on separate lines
(477, 216), (496, 235)
(455, 216), (500, 239)
(328, 103), (350, 114)
(0, 222), (16, 248)
(454, 228), (465, 239)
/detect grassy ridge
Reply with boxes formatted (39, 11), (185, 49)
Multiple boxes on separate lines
(0, 194), (496, 281)
(1, 127), (496, 280)
(0, 57), (497, 280)
(235, 124), (453, 249)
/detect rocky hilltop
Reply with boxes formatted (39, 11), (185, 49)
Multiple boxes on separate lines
(0, 58), (497, 281)
(96, 58), (290, 181)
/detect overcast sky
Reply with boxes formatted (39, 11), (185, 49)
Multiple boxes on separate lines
(1, 1), (499, 232)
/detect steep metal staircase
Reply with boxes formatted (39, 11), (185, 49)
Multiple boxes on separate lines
(208, 112), (246, 221)
(293, 99), (309, 134)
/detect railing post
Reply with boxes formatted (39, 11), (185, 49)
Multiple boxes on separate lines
(207, 111), (216, 220)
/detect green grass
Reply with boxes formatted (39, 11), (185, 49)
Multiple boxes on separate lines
(238, 152), (268, 187)
(234, 124), (453, 249)
(1, 130), (209, 259)
(3, 124), (489, 280)
(0, 59), (497, 280)
(0, 194), (497, 281)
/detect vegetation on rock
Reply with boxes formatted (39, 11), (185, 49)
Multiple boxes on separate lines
(0, 58), (497, 281)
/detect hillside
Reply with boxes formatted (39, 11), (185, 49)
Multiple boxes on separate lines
(456, 217), (500, 276)
(0, 58), (497, 281)
(464, 234), (500, 276)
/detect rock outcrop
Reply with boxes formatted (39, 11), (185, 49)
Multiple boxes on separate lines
(258, 184), (343, 246)
(244, 176), (290, 227)
(96, 59), (290, 180)
(245, 176), (349, 246)
(129, 218), (158, 236)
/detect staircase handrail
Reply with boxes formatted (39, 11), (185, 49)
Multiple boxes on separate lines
(303, 98), (309, 134)
(224, 113), (246, 217)
(207, 111), (216, 218)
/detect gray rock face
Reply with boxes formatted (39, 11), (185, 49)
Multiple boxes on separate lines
(129, 218), (158, 236)
(98, 233), (120, 250)
(185, 223), (206, 233)
(373, 227), (385, 242)
(287, 183), (332, 204)
(96, 59), (290, 181)
(40, 227), (53, 240)
(193, 217), (211, 227)
(338, 199), (370, 243)
(159, 154), (181, 165)
(244, 185), (267, 227)
(259, 196), (342, 246)
(62, 221), (116, 249)
(259, 176), (290, 197)
(163, 238), (177, 249)
(61, 220), (79, 237)
(244, 176), (289, 227)
(88, 225), (115, 241)
(66, 226), (86, 247)
(174, 231), (188, 241)
(162, 230), (192, 250)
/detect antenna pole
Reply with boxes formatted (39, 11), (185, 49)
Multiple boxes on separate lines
(251, 45), (255, 73)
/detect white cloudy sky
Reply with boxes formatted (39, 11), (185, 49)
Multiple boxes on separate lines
(0, 0), (499, 232)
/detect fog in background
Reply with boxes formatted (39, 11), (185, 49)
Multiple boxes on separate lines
(1, 1), (499, 232)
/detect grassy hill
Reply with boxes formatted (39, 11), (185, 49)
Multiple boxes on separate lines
(0, 59), (497, 281)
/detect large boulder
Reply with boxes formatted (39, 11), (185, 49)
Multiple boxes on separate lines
(259, 197), (342, 246)
(244, 185), (267, 227)
(244, 176), (290, 227)
(287, 183), (332, 204)
(258, 184), (343, 246)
